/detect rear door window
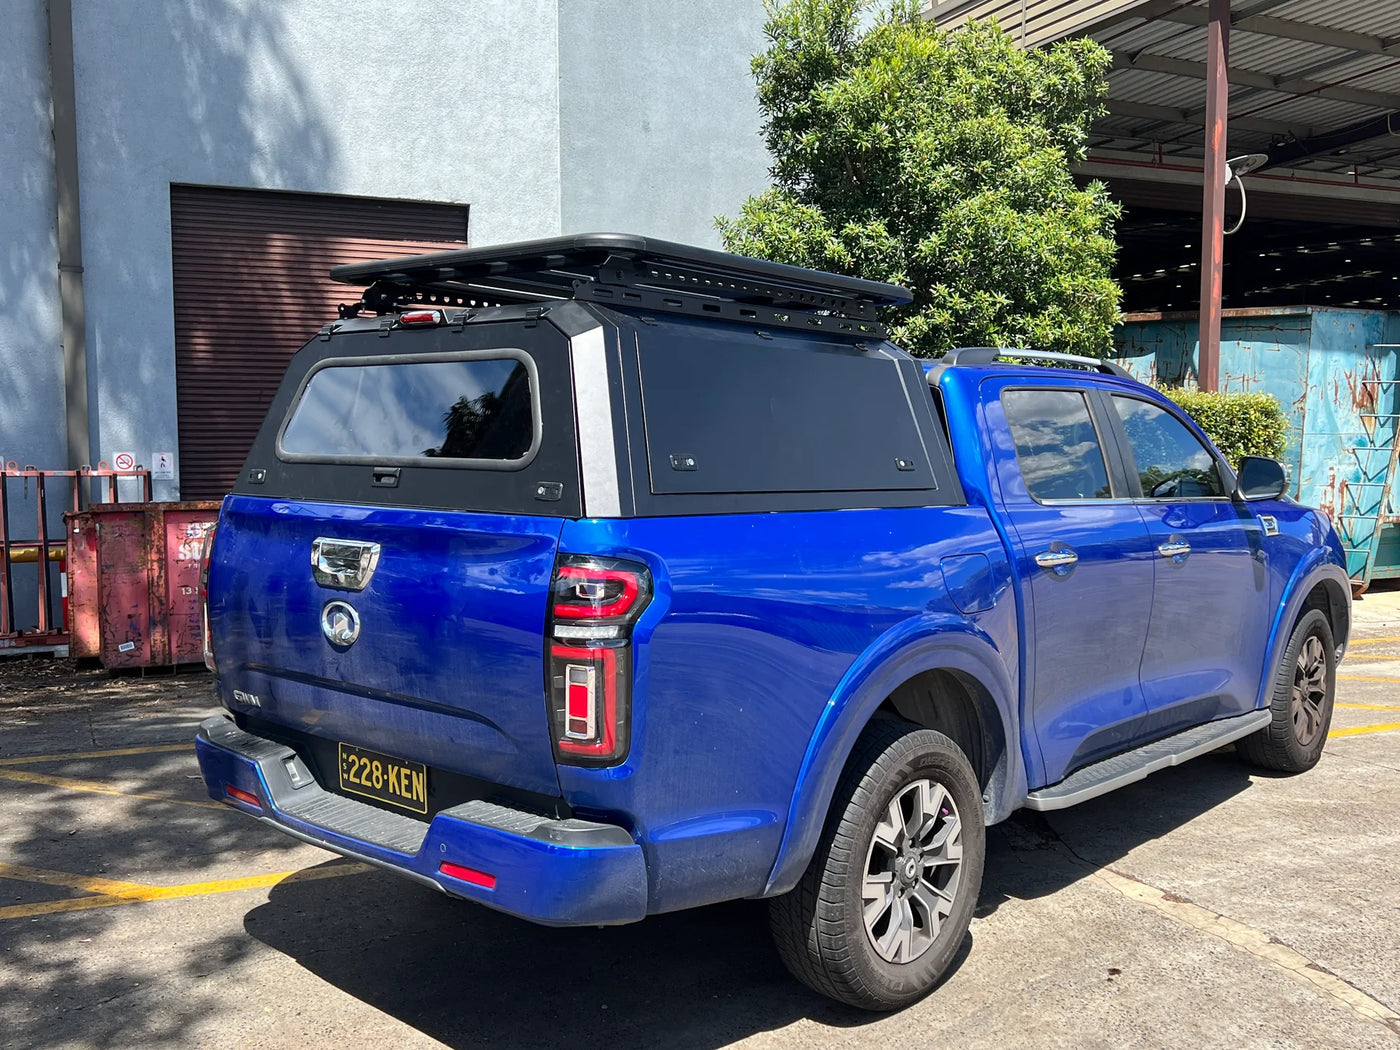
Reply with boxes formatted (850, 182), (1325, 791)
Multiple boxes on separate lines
(278, 352), (538, 466)
(1001, 389), (1113, 501)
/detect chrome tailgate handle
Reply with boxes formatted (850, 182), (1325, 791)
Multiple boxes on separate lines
(1034, 549), (1079, 576)
(311, 537), (381, 591)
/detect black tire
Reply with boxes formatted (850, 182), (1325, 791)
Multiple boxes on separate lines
(1237, 609), (1336, 773)
(769, 719), (985, 1011)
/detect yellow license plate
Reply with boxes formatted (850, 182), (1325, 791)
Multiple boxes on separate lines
(337, 742), (428, 815)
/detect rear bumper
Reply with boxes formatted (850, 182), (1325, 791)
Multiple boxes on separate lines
(194, 714), (649, 925)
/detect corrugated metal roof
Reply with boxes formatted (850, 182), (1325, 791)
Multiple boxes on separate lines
(929, 0), (1160, 47)
(1108, 68), (1208, 109)
(1267, 0), (1400, 38)
(934, 0), (1400, 184)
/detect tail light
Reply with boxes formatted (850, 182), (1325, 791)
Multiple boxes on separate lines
(199, 523), (219, 673)
(398, 309), (442, 326)
(546, 555), (652, 766)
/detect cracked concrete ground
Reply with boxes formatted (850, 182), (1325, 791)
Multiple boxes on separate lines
(1, 588), (1398, 1050)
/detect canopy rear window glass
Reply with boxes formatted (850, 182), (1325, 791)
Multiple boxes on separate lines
(278, 353), (536, 464)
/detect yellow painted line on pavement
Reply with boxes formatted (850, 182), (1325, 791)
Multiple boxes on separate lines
(1329, 721), (1400, 739)
(0, 743), (189, 768)
(1338, 674), (1400, 683)
(1337, 702), (1400, 711)
(133, 864), (369, 901)
(0, 895), (136, 921)
(0, 860), (371, 921)
(0, 860), (153, 897)
(0, 767), (224, 811)
(1346, 636), (1400, 646)
(1344, 653), (1400, 661)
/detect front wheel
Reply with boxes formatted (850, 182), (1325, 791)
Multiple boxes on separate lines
(1237, 609), (1336, 773)
(769, 720), (985, 1011)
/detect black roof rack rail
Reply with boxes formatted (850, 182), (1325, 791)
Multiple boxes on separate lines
(931, 346), (1134, 380)
(329, 233), (912, 339)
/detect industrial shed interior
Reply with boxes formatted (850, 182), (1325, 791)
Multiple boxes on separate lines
(933, 0), (1400, 313)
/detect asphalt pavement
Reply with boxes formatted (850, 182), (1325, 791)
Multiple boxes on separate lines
(2, 591), (1398, 1050)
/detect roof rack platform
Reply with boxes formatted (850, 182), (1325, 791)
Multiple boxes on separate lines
(330, 233), (912, 339)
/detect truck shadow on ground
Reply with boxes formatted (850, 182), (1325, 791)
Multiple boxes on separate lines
(244, 875), (913, 1049)
(242, 750), (1257, 1049)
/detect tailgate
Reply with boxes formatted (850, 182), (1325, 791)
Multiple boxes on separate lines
(210, 495), (565, 797)
(206, 316), (584, 799)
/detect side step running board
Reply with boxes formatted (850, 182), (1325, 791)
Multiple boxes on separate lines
(1024, 709), (1272, 811)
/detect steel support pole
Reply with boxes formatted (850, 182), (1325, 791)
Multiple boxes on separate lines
(1197, 0), (1230, 392)
(47, 0), (92, 471)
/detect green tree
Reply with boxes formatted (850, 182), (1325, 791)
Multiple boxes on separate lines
(718, 0), (1121, 357)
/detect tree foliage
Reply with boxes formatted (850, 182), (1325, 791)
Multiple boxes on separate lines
(718, 0), (1122, 357)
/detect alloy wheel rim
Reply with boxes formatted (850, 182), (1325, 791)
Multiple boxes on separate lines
(1291, 634), (1328, 747)
(861, 777), (963, 964)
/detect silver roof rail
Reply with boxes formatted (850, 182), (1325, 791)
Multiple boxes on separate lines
(933, 346), (1134, 381)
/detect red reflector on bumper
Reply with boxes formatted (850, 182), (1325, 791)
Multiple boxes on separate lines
(439, 861), (497, 889)
(225, 785), (262, 809)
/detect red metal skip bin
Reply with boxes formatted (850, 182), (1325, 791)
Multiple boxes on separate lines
(65, 502), (221, 669)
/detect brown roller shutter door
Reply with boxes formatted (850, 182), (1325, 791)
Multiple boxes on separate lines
(171, 185), (469, 500)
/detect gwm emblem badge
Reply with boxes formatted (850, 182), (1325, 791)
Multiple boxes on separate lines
(321, 601), (361, 647)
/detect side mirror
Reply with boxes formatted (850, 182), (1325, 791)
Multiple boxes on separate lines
(1235, 456), (1287, 501)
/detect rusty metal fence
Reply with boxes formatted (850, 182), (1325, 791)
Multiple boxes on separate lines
(0, 461), (154, 654)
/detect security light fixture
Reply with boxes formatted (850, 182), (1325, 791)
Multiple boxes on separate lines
(1223, 153), (1270, 236)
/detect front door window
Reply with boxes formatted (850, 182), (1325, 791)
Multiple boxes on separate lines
(1111, 397), (1225, 500)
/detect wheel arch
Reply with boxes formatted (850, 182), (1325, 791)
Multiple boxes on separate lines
(1300, 575), (1350, 658)
(762, 615), (1024, 897)
(880, 667), (1008, 810)
(1259, 557), (1352, 709)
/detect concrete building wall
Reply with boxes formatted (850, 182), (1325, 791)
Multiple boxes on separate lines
(0, 1), (65, 471)
(558, 0), (771, 247)
(69, 0), (562, 498)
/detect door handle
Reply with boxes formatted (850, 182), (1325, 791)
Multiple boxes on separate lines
(1157, 540), (1191, 563)
(1034, 548), (1079, 576)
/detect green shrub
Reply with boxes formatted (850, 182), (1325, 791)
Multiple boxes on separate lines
(1161, 389), (1289, 466)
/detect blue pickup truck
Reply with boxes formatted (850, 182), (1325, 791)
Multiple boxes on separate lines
(195, 234), (1350, 1010)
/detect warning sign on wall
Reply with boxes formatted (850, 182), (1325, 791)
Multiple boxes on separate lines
(152, 452), (175, 481)
(113, 452), (136, 471)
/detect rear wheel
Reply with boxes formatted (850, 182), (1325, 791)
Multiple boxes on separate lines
(1237, 609), (1336, 773)
(769, 720), (985, 1011)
